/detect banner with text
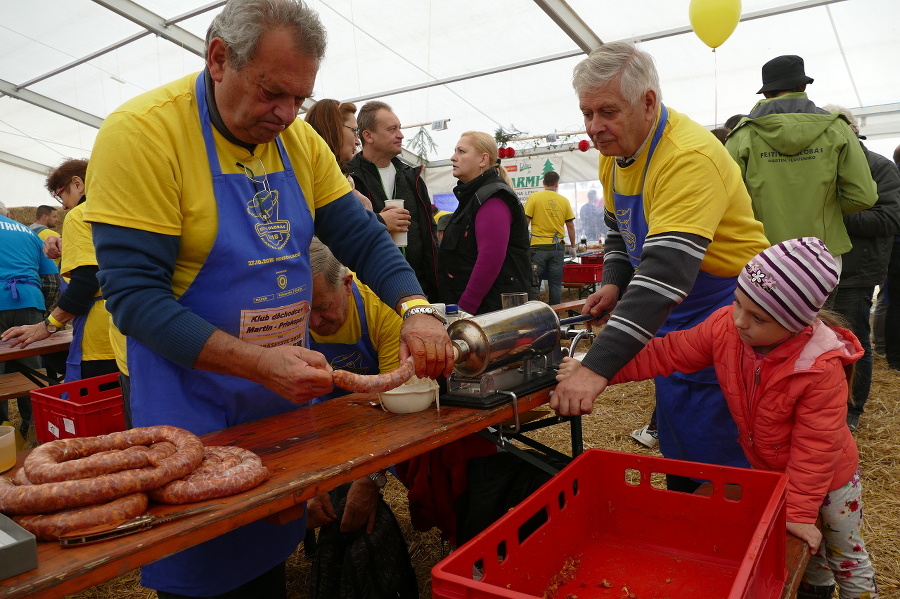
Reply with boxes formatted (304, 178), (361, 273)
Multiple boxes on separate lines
(504, 155), (565, 203)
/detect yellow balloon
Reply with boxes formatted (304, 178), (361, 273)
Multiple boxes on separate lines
(689, 0), (742, 49)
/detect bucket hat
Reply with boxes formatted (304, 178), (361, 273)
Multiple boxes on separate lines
(757, 55), (814, 94)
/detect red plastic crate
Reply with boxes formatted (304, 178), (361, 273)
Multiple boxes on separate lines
(30, 373), (125, 444)
(579, 251), (604, 265)
(432, 449), (788, 599)
(562, 263), (603, 283)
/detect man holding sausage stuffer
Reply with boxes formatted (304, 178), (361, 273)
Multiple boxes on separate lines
(85, 1), (452, 597)
(550, 42), (769, 491)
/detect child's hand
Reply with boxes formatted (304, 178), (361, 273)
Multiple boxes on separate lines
(556, 356), (582, 382)
(786, 521), (823, 554)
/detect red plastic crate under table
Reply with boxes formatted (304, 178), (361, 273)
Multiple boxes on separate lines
(432, 449), (788, 599)
(30, 373), (125, 444)
(563, 263), (603, 283)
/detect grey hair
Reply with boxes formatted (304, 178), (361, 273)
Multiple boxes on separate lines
(0, 200), (7, 217)
(822, 104), (859, 134)
(572, 41), (662, 106)
(206, 0), (327, 70)
(309, 237), (348, 287)
(356, 100), (393, 147)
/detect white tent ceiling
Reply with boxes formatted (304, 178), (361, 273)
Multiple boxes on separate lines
(2, 0), (899, 208)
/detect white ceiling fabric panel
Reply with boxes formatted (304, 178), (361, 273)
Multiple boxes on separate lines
(1, 0), (898, 208)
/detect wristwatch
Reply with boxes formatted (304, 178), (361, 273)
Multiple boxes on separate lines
(368, 471), (388, 488)
(403, 305), (447, 324)
(43, 318), (59, 334)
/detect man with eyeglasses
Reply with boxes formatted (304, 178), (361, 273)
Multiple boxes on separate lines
(350, 100), (441, 301)
(84, 1), (453, 598)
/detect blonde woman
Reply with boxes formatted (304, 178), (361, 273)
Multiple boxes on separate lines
(438, 132), (530, 314)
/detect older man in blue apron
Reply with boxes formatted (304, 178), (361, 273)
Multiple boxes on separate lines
(551, 43), (769, 488)
(85, 2), (452, 598)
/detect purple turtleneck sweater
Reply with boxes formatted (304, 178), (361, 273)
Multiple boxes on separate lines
(457, 197), (512, 314)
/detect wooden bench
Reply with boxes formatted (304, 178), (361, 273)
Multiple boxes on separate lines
(0, 372), (41, 402)
(551, 299), (588, 316)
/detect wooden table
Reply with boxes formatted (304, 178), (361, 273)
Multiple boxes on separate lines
(0, 330), (71, 387)
(0, 330), (72, 364)
(0, 327), (808, 598)
(0, 388), (554, 598)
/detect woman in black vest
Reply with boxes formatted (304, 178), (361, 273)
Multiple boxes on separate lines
(438, 132), (531, 314)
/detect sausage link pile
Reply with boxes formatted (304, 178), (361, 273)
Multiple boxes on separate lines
(0, 425), (269, 540)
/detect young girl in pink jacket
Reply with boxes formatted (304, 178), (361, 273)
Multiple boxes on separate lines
(556, 237), (877, 599)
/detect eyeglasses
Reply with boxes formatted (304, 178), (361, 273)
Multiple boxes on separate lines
(344, 125), (360, 137)
(51, 184), (68, 204)
(237, 157), (275, 223)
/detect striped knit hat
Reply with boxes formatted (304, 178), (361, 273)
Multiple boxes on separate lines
(736, 238), (838, 332)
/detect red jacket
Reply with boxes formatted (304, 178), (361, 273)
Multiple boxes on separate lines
(612, 305), (862, 523)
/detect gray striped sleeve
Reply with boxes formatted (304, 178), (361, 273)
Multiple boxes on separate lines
(582, 231), (711, 379)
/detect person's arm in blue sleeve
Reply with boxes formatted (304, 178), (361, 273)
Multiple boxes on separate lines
(92, 223), (215, 367)
(92, 223), (334, 402)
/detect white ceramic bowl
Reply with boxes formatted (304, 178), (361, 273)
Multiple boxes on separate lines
(379, 377), (438, 414)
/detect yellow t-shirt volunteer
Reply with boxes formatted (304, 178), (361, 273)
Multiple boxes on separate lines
(524, 190), (575, 246)
(60, 203), (115, 361)
(84, 73), (351, 299)
(599, 106), (768, 277)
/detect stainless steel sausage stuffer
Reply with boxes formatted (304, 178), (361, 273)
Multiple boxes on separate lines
(441, 302), (594, 408)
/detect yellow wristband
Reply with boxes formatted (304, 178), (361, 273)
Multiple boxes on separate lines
(399, 298), (431, 319)
(47, 314), (64, 328)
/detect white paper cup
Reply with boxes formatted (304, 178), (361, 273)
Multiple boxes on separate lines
(384, 200), (408, 247)
(0, 426), (15, 473)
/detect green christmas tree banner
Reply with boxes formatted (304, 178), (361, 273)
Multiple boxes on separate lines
(503, 155), (565, 202)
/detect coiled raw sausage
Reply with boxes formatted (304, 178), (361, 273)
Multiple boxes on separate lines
(0, 426), (204, 515)
(13, 493), (148, 541)
(150, 446), (270, 504)
(332, 357), (415, 393)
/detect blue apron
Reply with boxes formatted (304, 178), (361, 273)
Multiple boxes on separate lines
(63, 297), (98, 382)
(612, 104), (748, 469)
(129, 75), (313, 596)
(308, 281), (379, 404)
(2, 276), (38, 301)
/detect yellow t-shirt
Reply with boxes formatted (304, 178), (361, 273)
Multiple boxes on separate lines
(109, 319), (128, 376)
(524, 190), (575, 246)
(84, 73), (351, 298)
(60, 203), (114, 361)
(600, 106), (768, 277)
(310, 276), (401, 374)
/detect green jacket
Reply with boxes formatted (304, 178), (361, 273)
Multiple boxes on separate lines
(725, 93), (877, 256)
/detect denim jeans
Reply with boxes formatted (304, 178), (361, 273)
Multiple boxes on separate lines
(827, 286), (874, 416)
(529, 248), (564, 305)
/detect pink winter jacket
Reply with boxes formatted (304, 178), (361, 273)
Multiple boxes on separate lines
(612, 305), (863, 523)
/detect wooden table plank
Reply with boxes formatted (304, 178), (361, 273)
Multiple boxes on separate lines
(0, 330), (72, 363)
(0, 388), (552, 599)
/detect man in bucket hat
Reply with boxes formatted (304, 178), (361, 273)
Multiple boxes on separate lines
(726, 55), (876, 264)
